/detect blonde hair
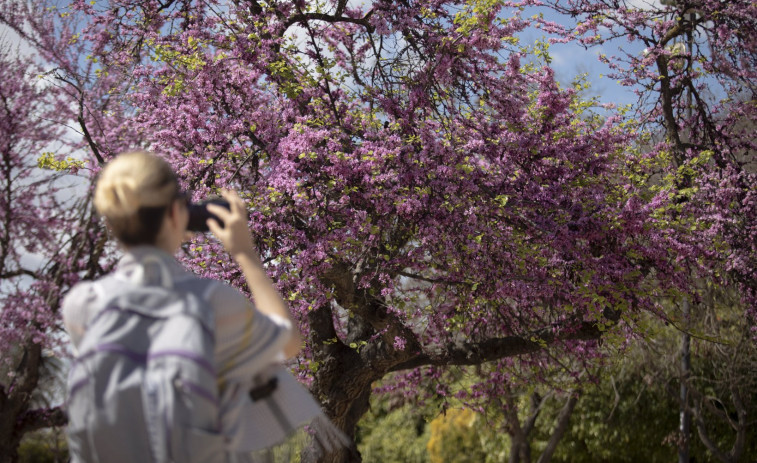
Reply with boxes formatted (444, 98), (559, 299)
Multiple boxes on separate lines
(94, 151), (180, 245)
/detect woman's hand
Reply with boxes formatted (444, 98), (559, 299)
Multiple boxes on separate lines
(206, 189), (257, 259)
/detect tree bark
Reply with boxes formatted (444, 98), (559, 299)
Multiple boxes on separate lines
(309, 261), (610, 462)
(502, 389), (531, 463)
(305, 302), (382, 463)
(691, 387), (748, 463)
(0, 342), (43, 463)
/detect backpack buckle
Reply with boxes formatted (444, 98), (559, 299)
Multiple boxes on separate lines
(249, 377), (278, 401)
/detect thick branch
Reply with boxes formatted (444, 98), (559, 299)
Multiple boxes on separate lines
(77, 115), (104, 165)
(693, 404), (732, 463)
(283, 11), (375, 33)
(690, 385), (747, 463)
(18, 406), (67, 435)
(390, 320), (604, 372)
(0, 268), (38, 279)
(396, 270), (467, 286)
(522, 392), (547, 436)
(537, 392), (579, 463)
(321, 259), (423, 365)
(655, 56), (686, 166)
(728, 387), (746, 462)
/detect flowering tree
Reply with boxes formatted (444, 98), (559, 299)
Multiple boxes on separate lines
(0, 4), (141, 459)
(532, 1), (756, 459)
(0, 0), (754, 461)
(538, 0), (756, 320)
(0, 45), (83, 460)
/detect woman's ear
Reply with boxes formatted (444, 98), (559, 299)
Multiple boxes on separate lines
(171, 198), (190, 230)
(162, 199), (189, 248)
(162, 200), (181, 230)
(167, 199), (179, 219)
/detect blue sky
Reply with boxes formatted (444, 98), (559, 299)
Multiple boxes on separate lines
(514, 3), (650, 109)
(2, 0), (657, 109)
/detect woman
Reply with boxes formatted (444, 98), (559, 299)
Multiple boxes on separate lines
(62, 151), (323, 462)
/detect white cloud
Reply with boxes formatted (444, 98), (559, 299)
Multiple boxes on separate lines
(0, 23), (35, 58)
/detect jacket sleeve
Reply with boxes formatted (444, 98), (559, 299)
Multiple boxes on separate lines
(209, 283), (293, 384)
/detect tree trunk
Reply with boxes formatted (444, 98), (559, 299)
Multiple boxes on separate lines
(502, 390), (531, 463)
(0, 410), (23, 463)
(306, 347), (377, 463)
(0, 342), (42, 463)
(305, 305), (385, 463)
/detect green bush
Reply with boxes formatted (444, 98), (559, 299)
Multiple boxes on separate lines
(18, 429), (68, 463)
(357, 398), (431, 463)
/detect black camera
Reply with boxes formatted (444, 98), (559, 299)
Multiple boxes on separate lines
(187, 198), (231, 232)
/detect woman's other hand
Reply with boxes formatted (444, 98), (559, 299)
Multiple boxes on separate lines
(206, 189), (256, 259)
(206, 189), (302, 358)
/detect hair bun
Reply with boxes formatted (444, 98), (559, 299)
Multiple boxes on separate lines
(94, 177), (140, 217)
(93, 150), (178, 232)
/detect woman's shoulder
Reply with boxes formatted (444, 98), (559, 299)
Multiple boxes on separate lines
(61, 281), (101, 317)
(61, 279), (108, 345)
(207, 282), (251, 312)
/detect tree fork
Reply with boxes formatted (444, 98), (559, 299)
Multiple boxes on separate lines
(307, 309), (381, 462)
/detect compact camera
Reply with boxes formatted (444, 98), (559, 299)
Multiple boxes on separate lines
(187, 198), (231, 232)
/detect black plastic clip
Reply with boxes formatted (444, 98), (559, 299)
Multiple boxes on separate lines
(249, 377), (278, 401)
